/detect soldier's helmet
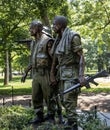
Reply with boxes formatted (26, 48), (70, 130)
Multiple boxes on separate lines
(42, 26), (52, 38)
(30, 20), (43, 32)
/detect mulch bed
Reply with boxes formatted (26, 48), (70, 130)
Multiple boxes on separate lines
(0, 92), (110, 112)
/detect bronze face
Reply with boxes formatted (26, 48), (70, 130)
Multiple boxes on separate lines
(52, 19), (62, 34)
(29, 24), (38, 36)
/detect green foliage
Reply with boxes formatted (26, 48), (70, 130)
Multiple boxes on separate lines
(78, 110), (109, 130)
(0, 0), (110, 90)
(0, 106), (34, 130)
(69, 0), (110, 50)
(0, 0), (109, 85)
(0, 0), (70, 86)
(12, 53), (30, 72)
(0, 106), (109, 130)
(83, 38), (110, 71)
(83, 39), (98, 70)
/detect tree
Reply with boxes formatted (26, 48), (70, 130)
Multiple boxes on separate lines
(0, 0), (33, 85)
(69, 0), (110, 70)
(0, 0), (70, 85)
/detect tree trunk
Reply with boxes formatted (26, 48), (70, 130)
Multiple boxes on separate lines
(9, 52), (12, 81)
(39, 7), (51, 28)
(4, 50), (9, 86)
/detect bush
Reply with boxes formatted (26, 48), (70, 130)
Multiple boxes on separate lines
(78, 110), (109, 130)
(0, 106), (34, 130)
(0, 105), (109, 130)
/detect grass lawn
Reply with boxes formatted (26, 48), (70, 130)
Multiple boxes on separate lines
(0, 75), (32, 95)
(0, 74), (110, 96)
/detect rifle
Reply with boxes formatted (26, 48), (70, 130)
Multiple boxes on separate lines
(15, 39), (32, 44)
(63, 70), (108, 95)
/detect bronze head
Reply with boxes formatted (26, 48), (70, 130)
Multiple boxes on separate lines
(52, 15), (68, 34)
(29, 20), (43, 36)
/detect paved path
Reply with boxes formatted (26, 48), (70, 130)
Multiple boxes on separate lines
(78, 76), (110, 112)
(77, 76), (110, 129)
(97, 112), (110, 127)
(78, 92), (110, 112)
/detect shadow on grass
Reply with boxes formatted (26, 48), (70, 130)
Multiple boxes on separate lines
(0, 87), (32, 95)
(11, 76), (31, 82)
(0, 76), (31, 84)
(0, 78), (3, 83)
(82, 88), (110, 93)
(0, 77), (19, 84)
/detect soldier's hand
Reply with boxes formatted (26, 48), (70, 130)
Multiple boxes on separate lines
(79, 75), (86, 86)
(50, 72), (57, 87)
(21, 73), (27, 83)
(50, 81), (58, 88)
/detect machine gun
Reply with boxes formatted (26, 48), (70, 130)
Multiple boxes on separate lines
(15, 39), (32, 49)
(63, 70), (108, 95)
(15, 39), (32, 44)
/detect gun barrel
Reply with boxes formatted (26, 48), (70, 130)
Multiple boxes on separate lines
(62, 70), (108, 95)
(87, 70), (108, 84)
(91, 70), (108, 78)
(63, 83), (80, 95)
(15, 39), (32, 44)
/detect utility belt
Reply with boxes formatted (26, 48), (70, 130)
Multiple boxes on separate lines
(35, 67), (49, 76)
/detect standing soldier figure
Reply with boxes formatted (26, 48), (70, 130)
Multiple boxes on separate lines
(21, 20), (55, 124)
(50, 15), (85, 130)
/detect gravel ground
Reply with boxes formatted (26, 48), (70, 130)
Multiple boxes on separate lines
(0, 92), (110, 112)
(0, 77), (110, 112)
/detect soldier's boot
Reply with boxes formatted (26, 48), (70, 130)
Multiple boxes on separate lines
(68, 121), (78, 130)
(64, 121), (78, 130)
(57, 110), (65, 124)
(29, 112), (44, 124)
(58, 114), (65, 124)
(44, 114), (55, 124)
(49, 114), (55, 124)
(64, 122), (72, 130)
(71, 124), (78, 130)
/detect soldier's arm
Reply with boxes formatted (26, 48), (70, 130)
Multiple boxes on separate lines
(24, 51), (32, 77)
(47, 39), (54, 57)
(50, 54), (58, 86)
(25, 64), (32, 74)
(21, 41), (33, 83)
(21, 64), (32, 83)
(47, 39), (58, 86)
(72, 35), (85, 86)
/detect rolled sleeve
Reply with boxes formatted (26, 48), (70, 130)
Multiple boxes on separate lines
(72, 35), (82, 52)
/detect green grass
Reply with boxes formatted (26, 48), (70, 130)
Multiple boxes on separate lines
(0, 75), (110, 96)
(81, 80), (110, 93)
(82, 87), (110, 93)
(0, 76), (32, 95)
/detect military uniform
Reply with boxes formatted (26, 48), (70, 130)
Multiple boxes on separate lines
(30, 33), (54, 120)
(51, 27), (82, 129)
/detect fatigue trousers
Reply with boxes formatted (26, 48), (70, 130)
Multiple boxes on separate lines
(32, 68), (51, 115)
(48, 83), (62, 116)
(60, 80), (80, 125)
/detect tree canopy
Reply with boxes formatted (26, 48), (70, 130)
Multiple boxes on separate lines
(0, 0), (110, 85)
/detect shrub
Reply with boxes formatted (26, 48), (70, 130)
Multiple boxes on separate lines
(0, 106), (34, 130)
(0, 105), (109, 130)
